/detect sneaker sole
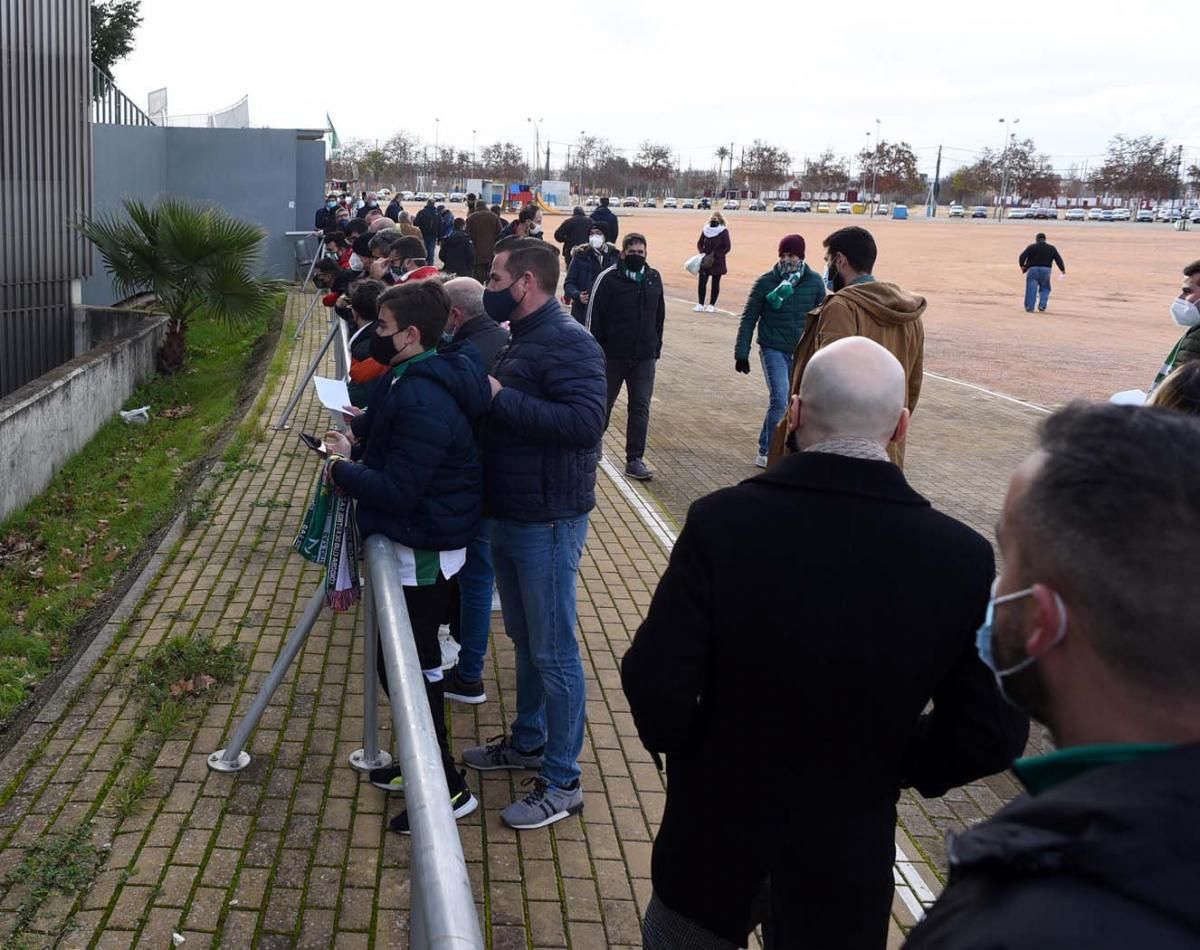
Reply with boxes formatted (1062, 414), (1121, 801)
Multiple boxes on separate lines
(398, 793), (478, 835)
(463, 758), (543, 772)
(371, 780), (406, 793)
(624, 472), (653, 481)
(502, 800), (583, 831)
(445, 690), (487, 705)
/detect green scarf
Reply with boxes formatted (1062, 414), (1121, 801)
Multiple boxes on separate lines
(293, 458), (361, 611)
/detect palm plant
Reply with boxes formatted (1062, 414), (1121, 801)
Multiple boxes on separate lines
(77, 198), (285, 373)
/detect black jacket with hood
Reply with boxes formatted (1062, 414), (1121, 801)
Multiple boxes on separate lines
(904, 742), (1200, 950)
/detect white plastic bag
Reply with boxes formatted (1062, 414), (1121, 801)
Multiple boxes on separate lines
(684, 254), (704, 275)
(119, 406), (151, 425)
(1109, 389), (1147, 406)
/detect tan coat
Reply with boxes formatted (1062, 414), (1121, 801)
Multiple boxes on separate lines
(769, 279), (926, 467)
(398, 221), (421, 239)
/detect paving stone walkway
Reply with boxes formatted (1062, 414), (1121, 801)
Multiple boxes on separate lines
(0, 292), (1046, 948)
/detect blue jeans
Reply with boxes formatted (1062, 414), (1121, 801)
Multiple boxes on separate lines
(492, 516), (589, 788)
(424, 237), (438, 268)
(1024, 266), (1052, 310)
(758, 346), (794, 456)
(455, 519), (493, 682)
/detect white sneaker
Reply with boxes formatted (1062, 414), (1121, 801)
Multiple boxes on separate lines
(693, 303), (704, 312)
(439, 625), (460, 670)
(704, 305), (715, 313)
(754, 454), (768, 468)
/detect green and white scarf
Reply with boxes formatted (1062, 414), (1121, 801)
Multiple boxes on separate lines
(293, 457), (361, 611)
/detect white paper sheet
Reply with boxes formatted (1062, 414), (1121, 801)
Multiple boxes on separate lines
(1110, 388), (1147, 406)
(313, 375), (351, 412)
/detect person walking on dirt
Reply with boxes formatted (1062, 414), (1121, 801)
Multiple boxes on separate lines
(1018, 232), (1065, 313)
(696, 213), (731, 312)
(590, 196), (619, 244)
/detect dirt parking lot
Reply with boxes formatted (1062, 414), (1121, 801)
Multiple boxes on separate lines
(397, 200), (1200, 406)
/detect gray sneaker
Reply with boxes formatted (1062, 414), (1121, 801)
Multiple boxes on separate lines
(462, 734), (544, 772)
(501, 777), (583, 830)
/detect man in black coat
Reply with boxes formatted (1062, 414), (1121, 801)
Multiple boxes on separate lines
(623, 337), (1028, 950)
(553, 206), (594, 261)
(385, 194), (402, 222)
(414, 198), (442, 270)
(438, 219), (475, 277)
(586, 232), (664, 481)
(1017, 231), (1066, 312)
(590, 195), (619, 244)
(904, 404), (1200, 950)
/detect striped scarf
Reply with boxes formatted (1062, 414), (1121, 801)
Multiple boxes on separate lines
(293, 458), (361, 611)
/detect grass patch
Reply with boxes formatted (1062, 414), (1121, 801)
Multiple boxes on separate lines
(130, 633), (242, 711)
(4, 822), (100, 929)
(0, 308), (278, 722)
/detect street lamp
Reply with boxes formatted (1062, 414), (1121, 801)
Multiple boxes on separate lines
(471, 129), (476, 175)
(526, 116), (543, 183)
(433, 117), (440, 187)
(871, 118), (880, 216)
(997, 117), (1019, 220)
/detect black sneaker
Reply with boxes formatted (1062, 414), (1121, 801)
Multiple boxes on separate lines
(369, 764), (406, 793)
(625, 458), (653, 481)
(443, 665), (487, 705)
(389, 773), (478, 835)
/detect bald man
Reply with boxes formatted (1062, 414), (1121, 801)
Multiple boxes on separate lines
(623, 336), (1028, 950)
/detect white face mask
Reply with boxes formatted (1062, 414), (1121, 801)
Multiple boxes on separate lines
(1170, 298), (1200, 328)
(589, 234), (604, 249)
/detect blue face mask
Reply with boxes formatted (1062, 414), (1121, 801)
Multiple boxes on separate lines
(976, 580), (1068, 691)
(440, 329), (456, 344)
(326, 201), (336, 209)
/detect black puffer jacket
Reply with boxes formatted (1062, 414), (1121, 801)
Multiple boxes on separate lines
(553, 211), (594, 258)
(586, 262), (665, 361)
(484, 298), (607, 522)
(904, 742), (1200, 950)
(564, 242), (619, 323)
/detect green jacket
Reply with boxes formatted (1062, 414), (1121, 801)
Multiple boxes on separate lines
(735, 263), (826, 360)
(1154, 324), (1200, 390)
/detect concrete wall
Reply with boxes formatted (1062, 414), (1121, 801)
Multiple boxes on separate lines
(83, 126), (326, 306)
(0, 315), (166, 523)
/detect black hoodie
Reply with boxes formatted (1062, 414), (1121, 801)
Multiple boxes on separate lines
(904, 742), (1200, 949)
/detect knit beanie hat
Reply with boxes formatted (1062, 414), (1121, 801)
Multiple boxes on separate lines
(778, 234), (806, 259)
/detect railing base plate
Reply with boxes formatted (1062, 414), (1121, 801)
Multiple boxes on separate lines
(208, 750), (252, 773)
(349, 749), (392, 773)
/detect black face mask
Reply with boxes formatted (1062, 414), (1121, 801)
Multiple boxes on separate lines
(369, 328), (401, 364)
(709, 219), (719, 227)
(624, 254), (646, 272)
(827, 258), (845, 292)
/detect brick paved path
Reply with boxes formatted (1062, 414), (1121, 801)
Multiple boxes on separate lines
(0, 293), (1044, 948)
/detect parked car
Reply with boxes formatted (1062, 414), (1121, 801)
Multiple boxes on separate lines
(448, 192), (465, 203)
(793, 200), (811, 212)
(816, 202), (831, 213)
(622, 196), (639, 207)
(414, 192), (429, 201)
(1111, 208), (1130, 221)
(432, 192), (446, 202)
(584, 196), (599, 207)
(681, 198), (695, 209)
(1100, 209), (1114, 221)
(1087, 208), (1105, 221)
(1008, 208), (1031, 219)
(663, 197), (677, 208)
(971, 206), (988, 218)
(1033, 207), (1059, 220)
(1065, 208), (1087, 221)
(835, 202), (852, 214)
(876, 203), (890, 216)
(723, 199), (740, 210)
(400, 190), (414, 201)
(773, 201), (792, 212)
(644, 197), (657, 208)
(1157, 208), (1182, 222)
(948, 204), (965, 217)
(377, 188), (392, 197)
(698, 197), (712, 209)
(748, 199), (767, 211)
(1136, 209), (1155, 222)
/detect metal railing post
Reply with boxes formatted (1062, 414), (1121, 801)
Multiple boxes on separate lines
(292, 291), (323, 341)
(349, 579), (392, 773)
(272, 317), (341, 431)
(209, 585), (326, 772)
(367, 536), (483, 948)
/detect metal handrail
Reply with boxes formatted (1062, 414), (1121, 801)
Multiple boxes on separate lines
(90, 65), (156, 126)
(365, 535), (483, 948)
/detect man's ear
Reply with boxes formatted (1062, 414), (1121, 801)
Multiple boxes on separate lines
(787, 395), (802, 433)
(891, 407), (911, 444)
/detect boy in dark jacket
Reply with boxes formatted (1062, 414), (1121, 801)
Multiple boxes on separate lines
(563, 225), (618, 324)
(323, 280), (491, 835)
(334, 278), (389, 407)
(553, 206), (594, 261)
(590, 195), (619, 243)
(585, 232), (664, 480)
(735, 234), (826, 467)
(438, 218), (475, 277)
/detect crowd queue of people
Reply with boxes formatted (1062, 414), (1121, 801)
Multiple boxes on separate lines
(309, 190), (1200, 948)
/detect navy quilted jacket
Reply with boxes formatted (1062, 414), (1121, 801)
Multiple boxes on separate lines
(333, 345), (491, 550)
(485, 298), (608, 521)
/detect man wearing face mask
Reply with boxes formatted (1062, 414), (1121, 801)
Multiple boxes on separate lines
(585, 233), (665, 481)
(382, 235), (437, 285)
(1151, 259), (1200, 392)
(625, 337), (1027, 950)
(905, 403), (1200, 950)
(1018, 232), (1066, 313)
(316, 195), (339, 232)
(564, 224), (618, 324)
(322, 280), (491, 832)
(335, 278), (389, 408)
(770, 226), (925, 468)
(461, 238), (607, 830)
(736, 234), (826, 467)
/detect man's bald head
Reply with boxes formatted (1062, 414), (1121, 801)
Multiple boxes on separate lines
(793, 337), (908, 447)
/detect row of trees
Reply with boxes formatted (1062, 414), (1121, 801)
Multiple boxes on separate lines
(328, 130), (1200, 204)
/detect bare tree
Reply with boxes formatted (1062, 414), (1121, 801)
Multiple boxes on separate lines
(854, 140), (921, 200)
(800, 149), (850, 192)
(634, 141), (675, 196)
(737, 140), (792, 193)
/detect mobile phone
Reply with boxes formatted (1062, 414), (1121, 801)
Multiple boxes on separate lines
(298, 432), (328, 456)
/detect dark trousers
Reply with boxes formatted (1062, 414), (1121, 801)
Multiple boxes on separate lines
(376, 574), (462, 791)
(698, 272), (722, 305)
(423, 236), (438, 268)
(472, 257), (493, 285)
(605, 358), (656, 462)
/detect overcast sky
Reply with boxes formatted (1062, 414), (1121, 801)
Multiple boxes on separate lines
(112, 0), (1200, 177)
